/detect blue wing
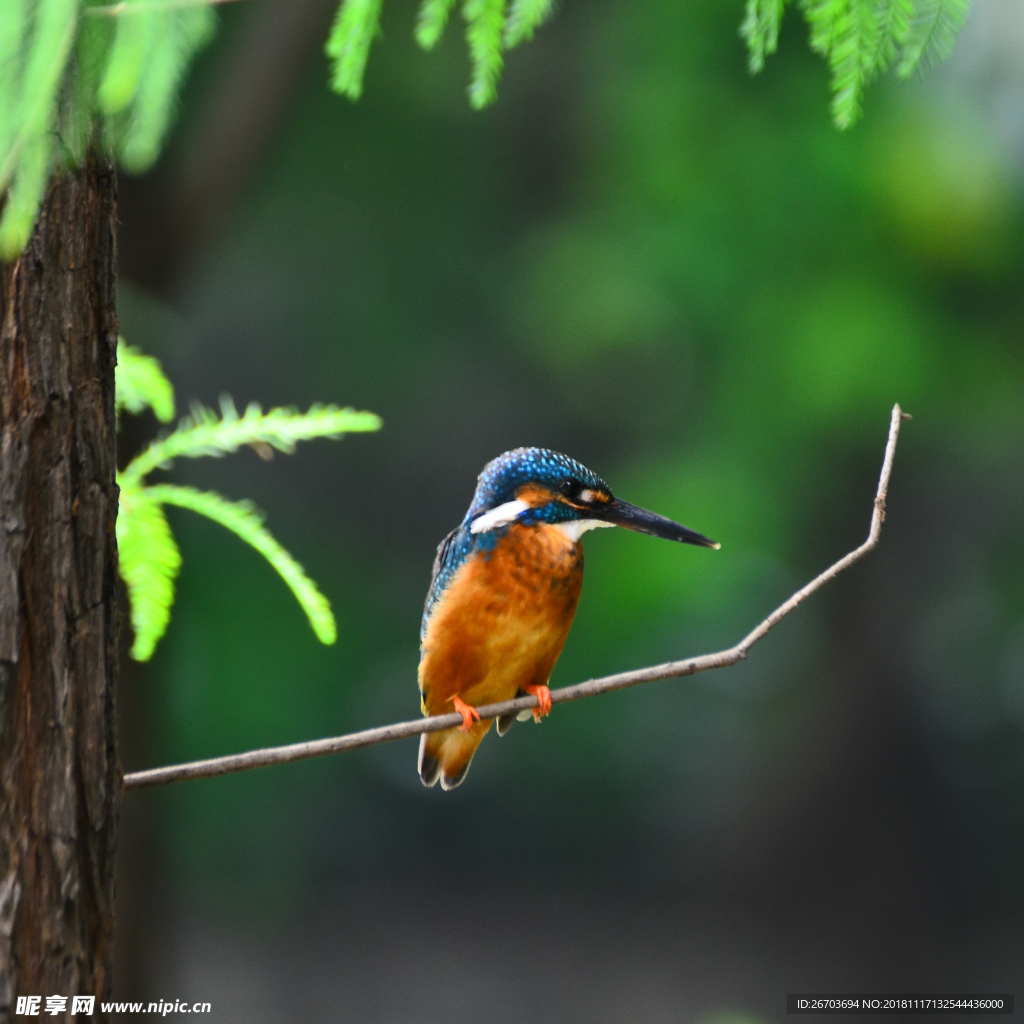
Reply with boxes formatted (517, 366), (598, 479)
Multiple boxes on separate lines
(420, 525), (475, 640)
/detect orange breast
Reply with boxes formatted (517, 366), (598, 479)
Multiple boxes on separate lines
(419, 523), (584, 717)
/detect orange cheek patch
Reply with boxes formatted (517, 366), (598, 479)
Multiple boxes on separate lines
(516, 481), (613, 512)
(515, 483), (559, 508)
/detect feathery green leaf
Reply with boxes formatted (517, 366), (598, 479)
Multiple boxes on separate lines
(17, 0), (79, 135)
(117, 481), (182, 661)
(803, 0), (842, 57)
(800, 0), (916, 128)
(826, 0), (881, 129)
(415, 0), (458, 49)
(114, 343), (379, 657)
(744, 0), (970, 126)
(122, 398), (382, 482)
(116, 339), (176, 423)
(146, 484), (337, 645)
(862, 0), (914, 75)
(98, 0), (157, 114)
(741, 0), (788, 73)
(504, 0), (552, 49)
(60, 15), (114, 167)
(0, 129), (52, 258)
(897, 0), (969, 78)
(326, 0), (384, 100)
(463, 0), (506, 109)
(0, 0), (28, 171)
(116, 6), (215, 171)
(0, 0), (77, 195)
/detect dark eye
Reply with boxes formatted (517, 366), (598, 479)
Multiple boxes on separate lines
(560, 478), (583, 499)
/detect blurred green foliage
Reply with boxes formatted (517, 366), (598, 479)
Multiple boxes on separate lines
(0, 0), (214, 255)
(0, 0), (974, 257)
(116, 340), (177, 424)
(329, 0), (972, 119)
(742, 0), (972, 127)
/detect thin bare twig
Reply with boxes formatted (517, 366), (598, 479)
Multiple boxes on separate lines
(123, 404), (909, 792)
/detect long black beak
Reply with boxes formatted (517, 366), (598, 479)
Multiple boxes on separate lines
(596, 499), (719, 549)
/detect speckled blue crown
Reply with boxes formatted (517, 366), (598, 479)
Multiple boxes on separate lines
(464, 448), (610, 522)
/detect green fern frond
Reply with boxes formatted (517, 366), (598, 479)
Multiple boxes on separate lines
(116, 339), (176, 423)
(825, 0), (882, 129)
(146, 483), (337, 645)
(0, 129), (52, 259)
(116, 6), (215, 171)
(326, 0), (384, 100)
(504, 0), (553, 49)
(0, 0), (28, 94)
(117, 480), (182, 661)
(463, 0), (506, 109)
(897, 0), (969, 78)
(0, 0), (77, 195)
(16, 0), (78, 136)
(740, 0), (788, 73)
(98, 0), (157, 114)
(113, 343), (379, 658)
(415, 0), (458, 49)
(745, 0), (970, 127)
(799, 0), (917, 128)
(60, 15), (115, 167)
(122, 398), (382, 481)
(802, 0), (841, 57)
(0, 0), (29, 170)
(862, 0), (915, 77)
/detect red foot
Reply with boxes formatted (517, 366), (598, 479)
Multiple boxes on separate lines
(449, 695), (481, 732)
(524, 684), (552, 722)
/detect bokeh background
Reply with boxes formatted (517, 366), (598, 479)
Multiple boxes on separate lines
(112, 0), (1024, 1019)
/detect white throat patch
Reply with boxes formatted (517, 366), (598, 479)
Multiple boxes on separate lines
(469, 499), (530, 534)
(553, 519), (616, 542)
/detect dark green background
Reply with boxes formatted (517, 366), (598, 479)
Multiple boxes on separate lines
(115, 0), (1024, 1018)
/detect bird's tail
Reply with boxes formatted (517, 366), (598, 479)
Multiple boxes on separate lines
(418, 720), (491, 790)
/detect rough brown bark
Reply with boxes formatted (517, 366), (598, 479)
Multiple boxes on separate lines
(0, 159), (119, 1022)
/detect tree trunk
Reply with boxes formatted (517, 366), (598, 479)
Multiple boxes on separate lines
(0, 158), (120, 1022)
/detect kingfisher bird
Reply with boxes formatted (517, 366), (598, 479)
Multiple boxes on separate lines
(417, 447), (718, 790)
